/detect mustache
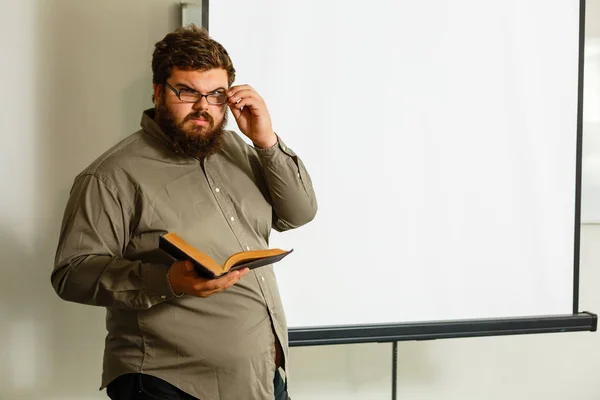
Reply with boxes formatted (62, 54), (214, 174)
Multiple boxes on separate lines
(184, 111), (214, 124)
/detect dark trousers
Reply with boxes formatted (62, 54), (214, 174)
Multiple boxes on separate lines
(107, 371), (288, 400)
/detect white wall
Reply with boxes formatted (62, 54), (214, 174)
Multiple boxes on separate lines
(0, 1), (598, 399)
(0, 1), (180, 399)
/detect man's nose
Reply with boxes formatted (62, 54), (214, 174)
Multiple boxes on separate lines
(192, 95), (210, 110)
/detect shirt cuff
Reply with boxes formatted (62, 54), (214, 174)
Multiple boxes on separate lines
(142, 263), (177, 304)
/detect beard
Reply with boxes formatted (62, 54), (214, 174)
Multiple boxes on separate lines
(155, 93), (228, 159)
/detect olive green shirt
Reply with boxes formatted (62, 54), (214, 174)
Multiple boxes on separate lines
(51, 109), (317, 399)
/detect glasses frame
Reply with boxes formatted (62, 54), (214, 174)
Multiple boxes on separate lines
(164, 81), (228, 105)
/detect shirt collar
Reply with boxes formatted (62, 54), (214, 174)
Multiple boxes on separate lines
(139, 108), (200, 164)
(140, 108), (171, 147)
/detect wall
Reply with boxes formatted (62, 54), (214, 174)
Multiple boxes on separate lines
(0, 1), (598, 399)
(0, 1), (180, 399)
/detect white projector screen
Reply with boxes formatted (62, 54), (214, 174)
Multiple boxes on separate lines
(209, 0), (583, 332)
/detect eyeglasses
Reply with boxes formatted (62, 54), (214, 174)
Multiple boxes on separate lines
(164, 81), (228, 105)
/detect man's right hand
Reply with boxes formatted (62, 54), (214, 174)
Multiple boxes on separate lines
(168, 260), (250, 298)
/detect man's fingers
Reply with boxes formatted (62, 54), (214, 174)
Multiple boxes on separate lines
(204, 278), (227, 292)
(227, 85), (254, 98)
(238, 268), (250, 278)
(229, 98), (265, 119)
(221, 269), (249, 289)
(206, 271), (241, 290)
(228, 103), (242, 120)
(224, 271), (243, 286)
(228, 89), (261, 105)
(191, 269), (249, 297)
(230, 98), (254, 111)
(229, 98), (247, 111)
(184, 260), (194, 273)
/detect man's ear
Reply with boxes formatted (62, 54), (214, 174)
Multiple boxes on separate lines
(152, 83), (162, 104)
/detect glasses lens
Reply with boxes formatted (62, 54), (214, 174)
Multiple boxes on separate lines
(179, 92), (200, 102)
(207, 94), (228, 104)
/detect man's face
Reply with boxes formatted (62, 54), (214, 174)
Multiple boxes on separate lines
(153, 67), (230, 158)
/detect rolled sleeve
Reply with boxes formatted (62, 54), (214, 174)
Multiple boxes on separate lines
(51, 173), (175, 309)
(254, 135), (318, 231)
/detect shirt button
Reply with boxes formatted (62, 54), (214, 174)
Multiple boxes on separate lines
(160, 295), (166, 299)
(215, 188), (220, 193)
(246, 246), (250, 251)
(282, 145), (287, 150)
(261, 277), (265, 282)
(230, 216), (235, 222)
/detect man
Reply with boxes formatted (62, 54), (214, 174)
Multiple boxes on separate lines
(51, 25), (317, 400)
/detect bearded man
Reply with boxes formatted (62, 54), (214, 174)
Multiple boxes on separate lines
(51, 24), (317, 400)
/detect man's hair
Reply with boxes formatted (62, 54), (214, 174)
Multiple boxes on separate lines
(152, 24), (236, 92)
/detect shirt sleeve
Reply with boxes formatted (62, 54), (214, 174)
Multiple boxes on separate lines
(254, 135), (318, 232)
(51, 173), (176, 309)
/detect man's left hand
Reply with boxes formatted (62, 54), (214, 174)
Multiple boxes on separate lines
(227, 85), (277, 149)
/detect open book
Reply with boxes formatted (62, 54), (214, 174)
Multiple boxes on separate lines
(159, 232), (293, 279)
